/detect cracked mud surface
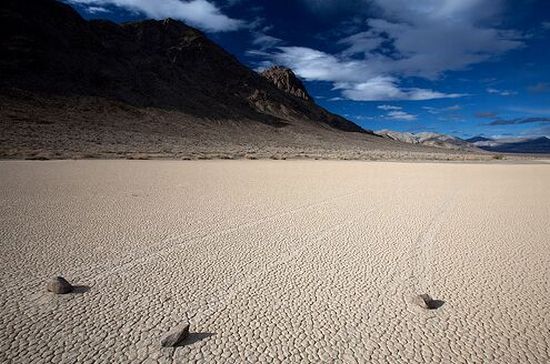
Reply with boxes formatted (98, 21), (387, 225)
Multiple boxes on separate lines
(1, 160), (549, 363)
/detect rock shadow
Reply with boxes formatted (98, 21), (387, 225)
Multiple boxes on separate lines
(174, 332), (216, 347)
(426, 299), (445, 310)
(71, 285), (91, 294)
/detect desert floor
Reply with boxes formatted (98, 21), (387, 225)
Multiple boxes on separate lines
(1, 160), (549, 363)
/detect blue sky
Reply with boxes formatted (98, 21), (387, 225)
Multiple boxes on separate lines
(67, 0), (550, 139)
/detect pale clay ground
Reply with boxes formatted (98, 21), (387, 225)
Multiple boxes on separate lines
(0, 160), (549, 364)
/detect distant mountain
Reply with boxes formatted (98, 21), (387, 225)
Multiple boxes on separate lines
(465, 136), (493, 143)
(375, 130), (476, 151)
(477, 137), (550, 154)
(377, 131), (550, 154)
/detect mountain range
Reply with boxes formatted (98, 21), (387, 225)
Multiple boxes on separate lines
(466, 136), (550, 154)
(374, 130), (550, 154)
(0, 0), (545, 159)
(375, 130), (477, 151)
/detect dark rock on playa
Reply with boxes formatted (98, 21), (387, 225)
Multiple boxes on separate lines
(416, 294), (445, 310)
(47, 276), (73, 294)
(161, 323), (190, 347)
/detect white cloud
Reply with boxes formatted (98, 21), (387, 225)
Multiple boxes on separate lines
(377, 105), (401, 110)
(341, 16), (523, 80)
(338, 30), (386, 57)
(85, 6), (110, 13)
(486, 88), (517, 96)
(247, 17), (282, 50)
(335, 76), (465, 101)
(267, 48), (465, 101)
(252, 33), (283, 50)
(67, 0), (244, 32)
(386, 110), (416, 121)
(271, 47), (375, 82)
(369, 0), (504, 24)
(253, 0), (524, 101)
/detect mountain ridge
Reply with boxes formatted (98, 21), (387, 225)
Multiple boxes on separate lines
(375, 130), (477, 151)
(0, 0), (364, 133)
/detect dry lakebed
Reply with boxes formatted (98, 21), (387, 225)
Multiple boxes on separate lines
(1, 160), (549, 363)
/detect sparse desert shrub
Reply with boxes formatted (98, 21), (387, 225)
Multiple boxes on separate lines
(126, 155), (150, 160)
(493, 154), (504, 160)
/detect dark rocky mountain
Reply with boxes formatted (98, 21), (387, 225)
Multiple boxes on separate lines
(260, 66), (312, 102)
(0, 0), (364, 132)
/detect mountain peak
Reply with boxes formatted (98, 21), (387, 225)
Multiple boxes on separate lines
(260, 66), (312, 101)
